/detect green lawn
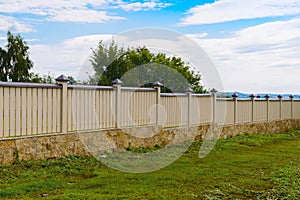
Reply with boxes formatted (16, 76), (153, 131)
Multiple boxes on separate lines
(0, 130), (299, 199)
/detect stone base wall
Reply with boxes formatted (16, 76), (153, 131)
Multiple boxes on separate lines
(0, 119), (299, 165)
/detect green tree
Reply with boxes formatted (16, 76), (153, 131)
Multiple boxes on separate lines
(90, 41), (207, 93)
(0, 31), (33, 82)
(89, 40), (125, 84)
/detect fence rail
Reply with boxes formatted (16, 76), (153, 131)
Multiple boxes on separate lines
(0, 76), (299, 138)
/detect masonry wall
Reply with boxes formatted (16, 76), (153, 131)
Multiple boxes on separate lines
(1, 119), (299, 165)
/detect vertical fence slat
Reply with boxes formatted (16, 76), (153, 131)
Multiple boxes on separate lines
(52, 89), (57, 132)
(37, 89), (43, 134)
(91, 90), (96, 129)
(15, 88), (21, 136)
(76, 89), (81, 130)
(42, 89), (48, 133)
(21, 88), (27, 135)
(97, 90), (101, 128)
(67, 89), (72, 131)
(32, 88), (38, 134)
(0, 88), (3, 137)
(56, 89), (61, 132)
(3, 88), (9, 137)
(27, 88), (32, 135)
(9, 88), (16, 137)
(47, 89), (53, 133)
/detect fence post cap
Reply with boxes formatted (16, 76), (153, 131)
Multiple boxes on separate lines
(277, 95), (282, 99)
(264, 94), (270, 99)
(185, 87), (194, 93)
(256, 95), (261, 98)
(249, 94), (255, 99)
(111, 78), (123, 85)
(289, 95), (294, 99)
(152, 81), (164, 87)
(231, 93), (238, 98)
(55, 75), (69, 82)
(210, 88), (218, 93)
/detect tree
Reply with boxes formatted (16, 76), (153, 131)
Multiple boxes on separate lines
(89, 40), (125, 85)
(0, 31), (33, 82)
(90, 41), (207, 93)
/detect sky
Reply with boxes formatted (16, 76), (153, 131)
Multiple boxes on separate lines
(0, 0), (300, 94)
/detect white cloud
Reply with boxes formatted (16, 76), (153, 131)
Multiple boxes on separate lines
(185, 33), (208, 39)
(0, 0), (170, 24)
(30, 34), (113, 79)
(179, 0), (300, 25)
(0, 15), (34, 32)
(0, 0), (124, 24)
(118, 0), (172, 11)
(47, 9), (125, 23)
(189, 18), (300, 93)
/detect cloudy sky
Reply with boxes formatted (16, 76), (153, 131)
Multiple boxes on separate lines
(0, 0), (300, 93)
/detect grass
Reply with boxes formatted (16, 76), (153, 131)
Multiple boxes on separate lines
(0, 130), (299, 199)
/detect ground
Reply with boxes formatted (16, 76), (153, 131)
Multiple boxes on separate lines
(0, 130), (299, 199)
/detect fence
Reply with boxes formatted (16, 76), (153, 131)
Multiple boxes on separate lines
(0, 75), (299, 138)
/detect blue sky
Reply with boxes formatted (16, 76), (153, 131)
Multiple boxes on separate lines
(0, 0), (300, 93)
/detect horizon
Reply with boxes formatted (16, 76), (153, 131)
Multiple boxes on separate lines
(0, 0), (299, 93)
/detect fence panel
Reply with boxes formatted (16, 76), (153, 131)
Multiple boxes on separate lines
(190, 96), (200, 125)
(236, 100), (252, 124)
(254, 100), (267, 122)
(282, 100), (291, 119)
(69, 88), (115, 131)
(196, 96), (212, 124)
(161, 95), (188, 127)
(120, 90), (157, 127)
(269, 100), (280, 121)
(223, 100), (234, 124)
(0, 84), (62, 138)
(294, 100), (300, 118)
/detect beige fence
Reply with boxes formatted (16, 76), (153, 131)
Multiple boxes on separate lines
(0, 78), (299, 138)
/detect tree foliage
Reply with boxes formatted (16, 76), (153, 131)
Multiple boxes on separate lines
(90, 41), (207, 93)
(0, 31), (33, 82)
(89, 40), (125, 84)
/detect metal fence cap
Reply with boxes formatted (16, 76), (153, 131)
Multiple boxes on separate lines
(111, 78), (124, 85)
(55, 74), (69, 82)
(210, 88), (218, 93)
(152, 81), (164, 87)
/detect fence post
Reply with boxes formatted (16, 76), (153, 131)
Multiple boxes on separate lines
(55, 75), (69, 133)
(112, 79), (123, 128)
(265, 95), (270, 122)
(153, 81), (163, 126)
(186, 88), (193, 126)
(250, 94), (255, 123)
(278, 95), (282, 120)
(232, 93), (238, 125)
(290, 95), (294, 119)
(210, 88), (218, 125)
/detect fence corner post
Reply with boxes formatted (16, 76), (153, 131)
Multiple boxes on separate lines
(55, 75), (69, 133)
(210, 88), (218, 126)
(185, 87), (194, 126)
(265, 95), (270, 122)
(232, 93), (238, 125)
(153, 81), (163, 126)
(278, 95), (282, 120)
(112, 78), (123, 128)
(290, 95), (294, 119)
(250, 94), (255, 123)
